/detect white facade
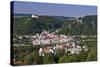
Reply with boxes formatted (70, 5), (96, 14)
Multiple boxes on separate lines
(32, 14), (38, 18)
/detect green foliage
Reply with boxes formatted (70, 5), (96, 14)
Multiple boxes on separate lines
(43, 53), (53, 64)
(23, 51), (43, 64)
(87, 48), (97, 61)
(77, 51), (88, 62)
(13, 16), (63, 35)
(68, 55), (79, 62)
(58, 55), (70, 63)
(58, 54), (79, 63)
(13, 15), (97, 35)
(56, 49), (64, 58)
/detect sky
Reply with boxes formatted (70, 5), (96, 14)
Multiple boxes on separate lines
(12, 1), (97, 17)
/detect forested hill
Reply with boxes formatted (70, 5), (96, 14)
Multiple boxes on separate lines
(13, 14), (97, 35)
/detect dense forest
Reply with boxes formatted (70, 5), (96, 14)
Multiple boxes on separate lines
(13, 14), (97, 35)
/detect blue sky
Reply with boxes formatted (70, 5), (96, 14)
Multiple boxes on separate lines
(13, 1), (97, 17)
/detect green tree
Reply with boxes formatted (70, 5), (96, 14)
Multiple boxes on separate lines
(56, 49), (64, 58)
(43, 53), (53, 64)
(68, 55), (79, 62)
(77, 50), (88, 62)
(58, 55), (70, 63)
(23, 51), (42, 64)
(87, 48), (97, 61)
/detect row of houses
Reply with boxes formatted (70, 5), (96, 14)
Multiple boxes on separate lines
(38, 42), (88, 56)
(31, 31), (75, 45)
(29, 31), (88, 56)
(13, 30), (88, 56)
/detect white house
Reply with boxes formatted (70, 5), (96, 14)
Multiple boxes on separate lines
(32, 14), (38, 18)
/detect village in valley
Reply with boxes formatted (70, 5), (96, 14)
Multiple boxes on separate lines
(12, 13), (97, 65)
(13, 14), (89, 57)
(14, 30), (88, 55)
(31, 30), (88, 56)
